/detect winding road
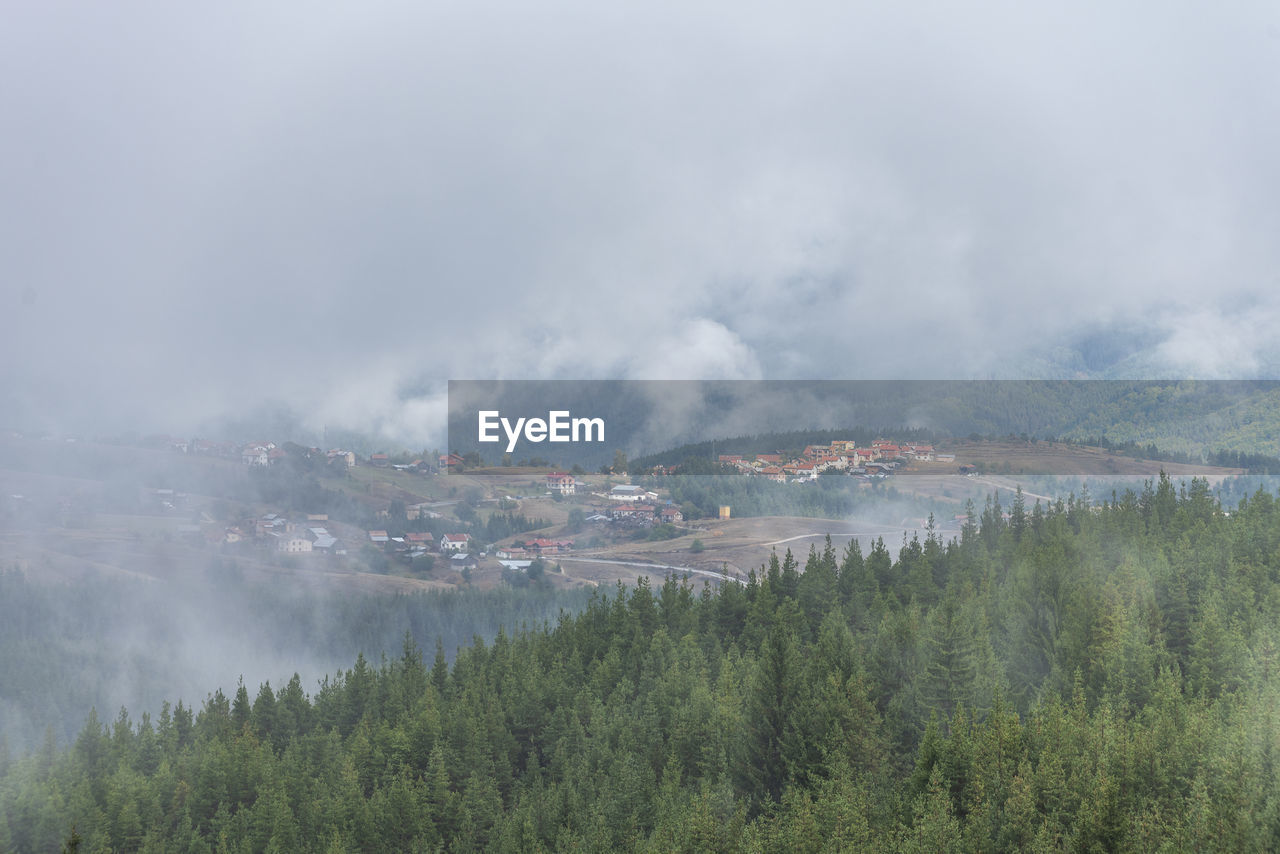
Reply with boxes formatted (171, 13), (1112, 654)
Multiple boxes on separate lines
(556, 556), (744, 584)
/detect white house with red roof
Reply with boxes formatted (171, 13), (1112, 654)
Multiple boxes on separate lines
(546, 472), (576, 495)
(783, 462), (818, 480)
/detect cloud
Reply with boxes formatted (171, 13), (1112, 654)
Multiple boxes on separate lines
(2, 1), (1278, 443)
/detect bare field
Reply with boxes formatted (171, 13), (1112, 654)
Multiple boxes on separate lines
(567, 515), (921, 580)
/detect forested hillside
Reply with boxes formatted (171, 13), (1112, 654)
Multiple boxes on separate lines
(4, 475), (1280, 851)
(0, 574), (592, 755)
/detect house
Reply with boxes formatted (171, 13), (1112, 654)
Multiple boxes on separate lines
(327, 449), (356, 467)
(783, 462), (818, 480)
(450, 552), (477, 570)
(257, 514), (291, 536)
(608, 503), (640, 519)
(311, 530), (338, 551)
(368, 530), (389, 544)
(277, 537), (313, 553)
(370, 453), (389, 467)
(609, 484), (645, 500)
(439, 453), (465, 469)
(440, 533), (472, 552)
(608, 484), (659, 502)
(546, 472), (576, 495)
(759, 465), (786, 482)
(242, 446), (270, 466)
(659, 507), (684, 523)
(608, 504), (656, 522)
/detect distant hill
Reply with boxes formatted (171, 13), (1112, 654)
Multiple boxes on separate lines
(447, 380), (1280, 470)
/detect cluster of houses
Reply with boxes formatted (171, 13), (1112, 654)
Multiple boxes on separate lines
(216, 513), (348, 555)
(366, 530), (473, 565)
(357, 528), (579, 576)
(709, 439), (955, 482)
(540, 476), (686, 530)
(241, 441), (289, 467)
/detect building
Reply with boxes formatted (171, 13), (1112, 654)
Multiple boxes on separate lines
(440, 533), (472, 552)
(327, 449), (356, 467)
(242, 446), (270, 466)
(609, 484), (658, 502)
(276, 536), (313, 553)
(546, 472), (576, 495)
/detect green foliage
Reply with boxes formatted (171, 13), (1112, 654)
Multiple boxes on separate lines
(5, 479), (1280, 850)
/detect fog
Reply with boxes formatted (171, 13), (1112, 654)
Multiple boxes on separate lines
(2, 2), (1279, 447)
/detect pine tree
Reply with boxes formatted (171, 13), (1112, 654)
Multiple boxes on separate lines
(743, 622), (804, 804)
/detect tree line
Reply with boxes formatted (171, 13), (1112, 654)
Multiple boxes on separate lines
(3, 474), (1280, 850)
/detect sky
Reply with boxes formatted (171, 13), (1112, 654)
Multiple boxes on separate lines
(3, 2), (1279, 446)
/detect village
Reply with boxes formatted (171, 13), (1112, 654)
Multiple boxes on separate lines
(60, 434), (962, 580)
(665, 438), (957, 480)
(8, 427), (1238, 595)
(0, 423), (1250, 603)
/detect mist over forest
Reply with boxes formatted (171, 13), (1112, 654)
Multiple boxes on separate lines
(5, 0), (1280, 849)
(0, 569), (592, 754)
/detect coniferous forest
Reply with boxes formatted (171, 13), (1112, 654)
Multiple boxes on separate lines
(4, 476), (1280, 851)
